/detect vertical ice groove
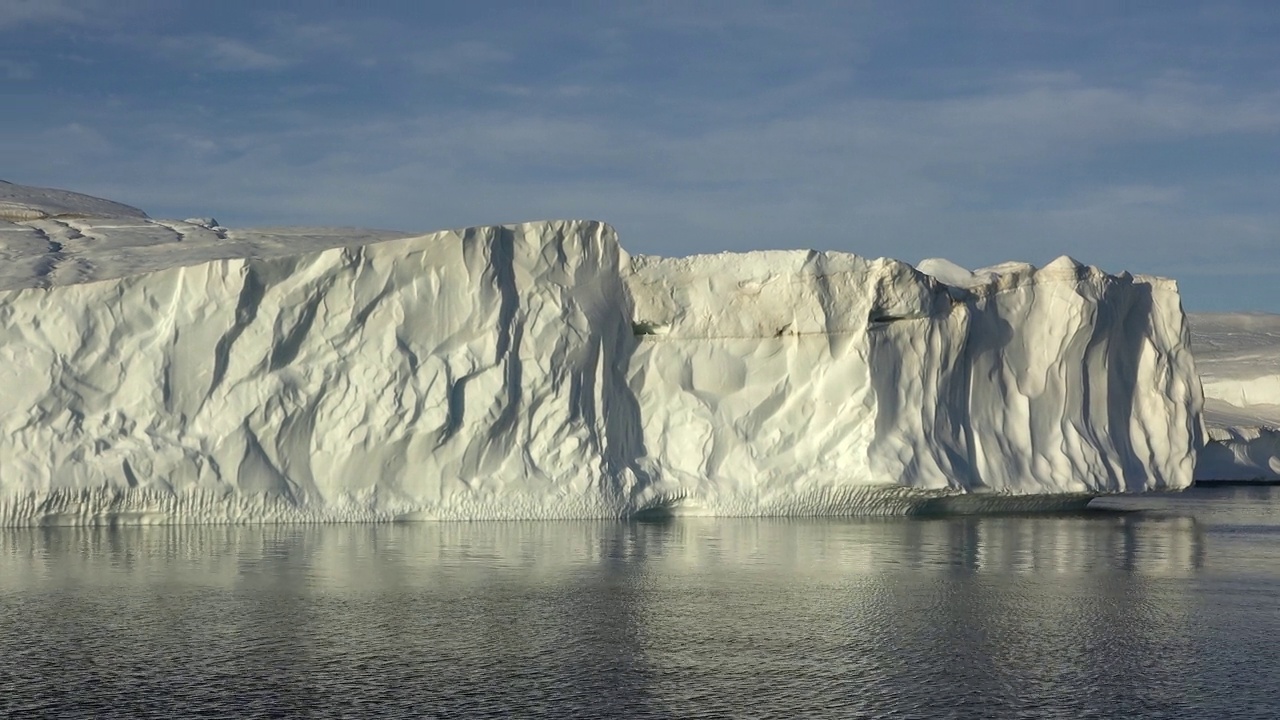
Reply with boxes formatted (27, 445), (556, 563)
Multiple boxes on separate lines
(209, 264), (264, 396)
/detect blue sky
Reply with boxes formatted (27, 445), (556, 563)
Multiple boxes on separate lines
(2, 1), (1278, 311)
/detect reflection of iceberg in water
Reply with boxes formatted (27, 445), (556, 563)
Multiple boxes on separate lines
(0, 514), (1211, 717)
(928, 514), (1204, 576)
(596, 514), (1206, 577)
(610, 516), (1205, 716)
(0, 512), (1206, 587)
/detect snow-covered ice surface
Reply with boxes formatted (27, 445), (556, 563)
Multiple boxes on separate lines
(0, 182), (1203, 524)
(1190, 313), (1280, 481)
(0, 180), (148, 222)
(0, 182), (412, 293)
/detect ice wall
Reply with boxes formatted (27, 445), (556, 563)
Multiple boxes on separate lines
(0, 215), (645, 522)
(0, 182), (1203, 524)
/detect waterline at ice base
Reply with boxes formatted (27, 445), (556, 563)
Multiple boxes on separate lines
(0, 181), (1203, 525)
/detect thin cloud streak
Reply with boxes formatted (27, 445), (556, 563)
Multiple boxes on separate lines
(0, 0), (85, 28)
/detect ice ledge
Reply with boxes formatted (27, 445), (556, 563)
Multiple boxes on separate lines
(0, 486), (1103, 526)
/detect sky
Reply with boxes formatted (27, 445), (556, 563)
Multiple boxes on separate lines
(2, 0), (1278, 312)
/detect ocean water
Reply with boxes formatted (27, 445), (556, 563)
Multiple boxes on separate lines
(2, 485), (1279, 719)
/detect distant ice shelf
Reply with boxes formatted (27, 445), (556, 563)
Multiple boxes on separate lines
(0, 181), (1203, 524)
(1190, 313), (1280, 482)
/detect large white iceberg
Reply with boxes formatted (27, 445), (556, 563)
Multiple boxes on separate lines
(0, 182), (1202, 524)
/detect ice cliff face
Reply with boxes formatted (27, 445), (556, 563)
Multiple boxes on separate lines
(1, 214), (639, 522)
(0, 182), (1202, 524)
(627, 252), (1199, 515)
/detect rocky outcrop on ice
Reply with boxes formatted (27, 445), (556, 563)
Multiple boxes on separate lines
(1190, 313), (1280, 481)
(0, 181), (1204, 524)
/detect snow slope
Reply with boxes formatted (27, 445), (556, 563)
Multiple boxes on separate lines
(0, 182), (1203, 524)
(1189, 313), (1280, 481)
(0, 180), (148, 222)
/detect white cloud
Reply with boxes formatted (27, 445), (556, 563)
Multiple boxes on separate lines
(0, 0), (84, 29)
(159, 35), (288, 71)
(409, 39), (513, 77)
(0, 0), (159, 32)
(0, 58), (34, 80)
(204, 36), (288, 70)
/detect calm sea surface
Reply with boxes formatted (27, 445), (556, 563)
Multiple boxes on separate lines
(3, 485), (1280, 719)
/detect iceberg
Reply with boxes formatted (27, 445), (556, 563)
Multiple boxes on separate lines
(0, 182), (1202, 524)
(1190, 313), (1280, 481)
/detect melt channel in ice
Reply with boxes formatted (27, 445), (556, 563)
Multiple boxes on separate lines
(0, 181), (1203, 524)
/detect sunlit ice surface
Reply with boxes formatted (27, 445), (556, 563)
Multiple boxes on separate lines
(0, 180), (1200, 524)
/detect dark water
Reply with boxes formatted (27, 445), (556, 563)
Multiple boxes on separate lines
(3, 486), (1280, 719)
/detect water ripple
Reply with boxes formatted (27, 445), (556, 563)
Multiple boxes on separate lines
(2, 486), (1280, 718)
